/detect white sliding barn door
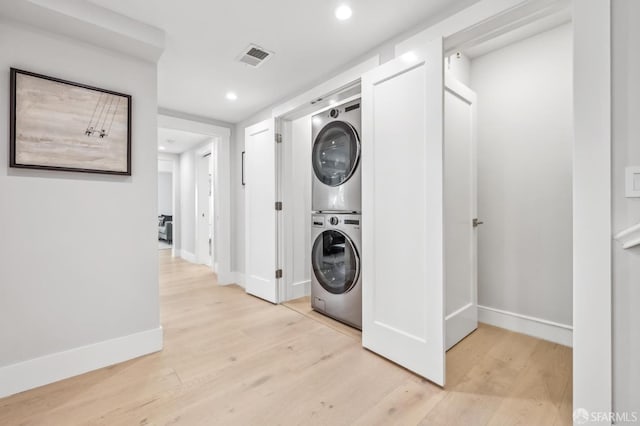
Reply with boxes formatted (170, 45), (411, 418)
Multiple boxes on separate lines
(245, 119), (278, 303)
(361, 38), (446, 386)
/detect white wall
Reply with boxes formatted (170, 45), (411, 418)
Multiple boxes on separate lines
(470, 24), (573, 327)
(612, 0), (640, 414)
(0, 21), (160, 394)
(158, 155), (174, 173)
(158, 172), (173, 216)
(446, 52), (471, 86)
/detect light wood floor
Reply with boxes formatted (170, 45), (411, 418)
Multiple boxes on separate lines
(283, 296), (362, 340)
(0, 251), (572, 425)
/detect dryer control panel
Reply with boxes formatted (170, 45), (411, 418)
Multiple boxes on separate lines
(312, 215), (325, 227)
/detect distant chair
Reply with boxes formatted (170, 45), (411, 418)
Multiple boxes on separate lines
(158, 215), (173, 243)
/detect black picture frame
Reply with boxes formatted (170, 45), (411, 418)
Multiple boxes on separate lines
(10, 68), (132, 175)
(242, 151), (246, 186)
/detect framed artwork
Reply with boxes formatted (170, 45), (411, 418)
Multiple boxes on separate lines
(10, 68), (132, 175)
(242, 151), (246, 186)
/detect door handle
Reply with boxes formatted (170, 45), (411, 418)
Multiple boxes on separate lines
(473, 218), (484, 227)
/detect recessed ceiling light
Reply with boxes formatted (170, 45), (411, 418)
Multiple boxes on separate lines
(226, 92), (238, 101)
(159, 146), (166, 151)
(335, 4), (352, 21)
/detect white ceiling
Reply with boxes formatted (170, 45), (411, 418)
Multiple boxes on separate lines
(158, 127), (210, 154)
(88, 0), (477, 123)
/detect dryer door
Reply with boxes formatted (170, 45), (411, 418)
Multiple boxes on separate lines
(312, 121), (360, 187)
(312, 230), (360, 294)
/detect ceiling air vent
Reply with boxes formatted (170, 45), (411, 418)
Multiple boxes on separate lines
(237, 44), (274, 68)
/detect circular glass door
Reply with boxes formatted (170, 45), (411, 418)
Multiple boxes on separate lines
(312, 121), (360, 187)
(312, 230), (360, 294)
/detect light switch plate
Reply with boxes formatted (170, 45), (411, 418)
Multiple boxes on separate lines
(626, 166), (640, 198)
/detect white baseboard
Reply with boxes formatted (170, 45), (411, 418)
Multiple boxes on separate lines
(216, 271), (234, 286)
(288, 279), (311, 301)
(179, 250), (197, 263)
(0, 326), (163, 398)
(478, 305), (573, 347)
(446, 303), (477, 351)
(230, 272), (245, 288)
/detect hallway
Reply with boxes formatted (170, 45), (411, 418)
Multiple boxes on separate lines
(0, 251), (572, 425)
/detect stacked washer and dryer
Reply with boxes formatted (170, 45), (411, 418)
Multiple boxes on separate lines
(310, 98), (362, 329)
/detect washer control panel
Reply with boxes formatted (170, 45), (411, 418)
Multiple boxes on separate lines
(312, 215), (325, 227)
(329, 216), (339, 226)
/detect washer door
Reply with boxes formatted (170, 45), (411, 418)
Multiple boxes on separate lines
(312, 121), (360, 187)
(312, 230), (360, 295)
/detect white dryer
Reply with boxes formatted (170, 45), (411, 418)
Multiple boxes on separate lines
(311, 213), (362, 329)
(311, 98), (361, 213)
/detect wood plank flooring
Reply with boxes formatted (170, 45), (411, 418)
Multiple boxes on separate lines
(0, 251), (572, 425)
(283, 296), (362, 340)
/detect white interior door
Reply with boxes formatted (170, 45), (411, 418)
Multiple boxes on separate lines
(361, 38), (446, 386)
(444, 73), (478, 350)
(197, 152), (211, 265)
(213, 136), (233, 285)
(282, 116), (313, 302)
(245, 119), (278, 303)
(209, 151), (215, 269)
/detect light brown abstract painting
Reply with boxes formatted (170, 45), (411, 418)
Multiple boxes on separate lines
(10, 69), (131, 175)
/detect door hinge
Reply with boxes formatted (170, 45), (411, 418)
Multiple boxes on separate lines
(275, 133), (283, 143)
(275, 269), (283, 279)
(275, 201), (283, 211)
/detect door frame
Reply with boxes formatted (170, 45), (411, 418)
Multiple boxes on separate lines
(158, 113), (234, 285)
(571, 0), (612, 418)
(279, 91), (364, 302)
(275, 59), (380, 303)
(268, 0), (612, 416)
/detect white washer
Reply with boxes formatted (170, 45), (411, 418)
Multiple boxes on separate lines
(311, 213), (362, 329)
(311, 98), (361, 213)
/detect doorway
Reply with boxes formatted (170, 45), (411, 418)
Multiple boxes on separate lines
(158, 168), (174, 251)
(444, 15), (574, 347)
(438, 12), (575, 422)
(157, 113), (233, 285)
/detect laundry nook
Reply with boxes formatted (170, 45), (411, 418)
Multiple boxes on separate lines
(0, 0), (633, 424)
